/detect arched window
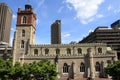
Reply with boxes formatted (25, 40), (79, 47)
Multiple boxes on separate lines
(21, 40), (24, 48)
(22, 29), (25, 37)
(67, 48), (71, 54)
(34, 49), (38, 56)
(56, 48), (60, 55)
(22, 16), (27, 24)
(78, 48), (82, 54)
(63, 63), (69, 73)
(98, 48), (102, 53)
(45, 48), (49, 54)
(95, 62), (101, 71)
(80, 63), (85, 72)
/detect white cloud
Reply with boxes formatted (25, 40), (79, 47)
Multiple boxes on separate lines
(11, 28), (15, 32)
(36, 19), (40, 24)
(12, 14), (17, 20)
(34, 0), (45, 12)
(96, 14), (104, 18)
(114, 9), (120, 14)
(65, 0), (104, 24)
(62, 33), (71, 38)
(107, 5), (112, 11)
(66, 4), (72, 10)
(58, 6), (64, 13)
(89, 29), (94, 33)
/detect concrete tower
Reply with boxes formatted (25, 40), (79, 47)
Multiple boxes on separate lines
(13, 4), (36, 64)
(51, 20), (61, 44)
(0, 3), (12, 44)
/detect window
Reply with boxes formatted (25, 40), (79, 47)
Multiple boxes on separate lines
(63, 63), (69, 73)
(98, 48), (102, 53)
(45, 48), (49, 54)
(80, 63), (85, 72)
(95, 62), (101, 71)
(34, 49), (38, 56)
(22, 29), (25, 37)
(21, 40), (24, 48)
(22, 16), (27, 24)
(67, 48), (71, 54)
(56, 48), (60, 55)
(78, 48), (82, 54)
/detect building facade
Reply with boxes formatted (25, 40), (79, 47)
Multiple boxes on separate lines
(0, 3), (12, 44)
(13, 4), (117, 80)
(79, 23), (120, 59)
(51, 20), (61, 44)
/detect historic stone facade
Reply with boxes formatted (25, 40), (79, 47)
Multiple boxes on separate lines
(13, 4), (117, 80)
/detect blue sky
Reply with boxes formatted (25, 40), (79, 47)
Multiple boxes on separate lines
(1, 0), (120, 45)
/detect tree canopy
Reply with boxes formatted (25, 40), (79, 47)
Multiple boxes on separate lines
(0, 57), (57, 80)
(105, 60), (120, 80)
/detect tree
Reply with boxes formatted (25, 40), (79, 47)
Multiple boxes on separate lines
(30, 59), (57, 80)
(0, 57), (13, 80)
(105, 60), (120, 80)
(0, 57), (57, 80)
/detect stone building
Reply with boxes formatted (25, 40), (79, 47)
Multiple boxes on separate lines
(13, 4), (117, 80)
(0, 3), (12, 44)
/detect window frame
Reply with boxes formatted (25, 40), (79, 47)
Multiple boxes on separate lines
(98, 47), (102, 53)
(80, 62), (85, 72)
(67, 48), (71, 54)
(21, 40), (24, 48)
(21, 16), (27, 24)
(22, 29), (25, 37)
(63, 63), (69, 73)
(95, 62), (101, 72)
(56, 48), (60, 55)
(34, 49), (38, 56)
(78, 48), (82, 54)
(45, 48), (49, 54)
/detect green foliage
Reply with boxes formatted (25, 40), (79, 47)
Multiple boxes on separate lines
(105, 60), (120, 80)
(30, 59), (57, 80)
(0, 57), (13, 80)
(0, 57), (57, 80)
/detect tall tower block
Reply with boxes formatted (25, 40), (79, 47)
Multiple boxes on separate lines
(13, 4), (36, 63)
(51, 20), (61, 44)
(0, 3), (12, 44)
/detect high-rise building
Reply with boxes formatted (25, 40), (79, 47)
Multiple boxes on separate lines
(79, 20), (120, 59)
(51, 20), (61, 44)
(0, 3), (12, 44)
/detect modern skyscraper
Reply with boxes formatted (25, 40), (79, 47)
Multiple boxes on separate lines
(0, 3), (12, 44)
(51, 20), (61, 44)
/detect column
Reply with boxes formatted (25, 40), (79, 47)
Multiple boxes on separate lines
(88, 48), (95, 79)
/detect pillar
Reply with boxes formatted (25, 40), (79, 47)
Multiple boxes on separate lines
(88, 48), (95, 79)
